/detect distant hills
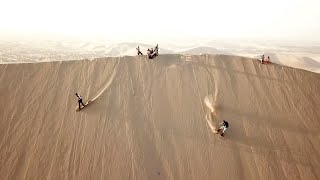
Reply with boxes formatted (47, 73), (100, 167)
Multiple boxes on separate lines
(1, 40), (319, 73)
(179, 46), (233, 55)
(102, 44), (233, 56)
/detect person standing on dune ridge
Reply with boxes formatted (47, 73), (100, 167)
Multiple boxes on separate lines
(154, 44), (159, 54)
(136, 46), (143, 55)
(261, 54), (265, 64)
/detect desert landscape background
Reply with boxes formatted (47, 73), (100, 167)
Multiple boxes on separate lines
(1, 53), (320, 179)
(1, 0), (320, 178)
(1, 39), (320, 73)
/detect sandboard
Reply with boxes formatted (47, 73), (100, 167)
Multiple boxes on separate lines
(76, 100), (92, 111)
(215, 130), (225, 139)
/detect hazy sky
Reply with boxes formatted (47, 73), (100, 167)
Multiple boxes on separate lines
(1, 0), (319, 41)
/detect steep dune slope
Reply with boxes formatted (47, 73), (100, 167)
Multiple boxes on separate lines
(0, 55), (319, 180)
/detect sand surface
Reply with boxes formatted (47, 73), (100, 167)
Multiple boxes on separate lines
(0, 55), (320, 180)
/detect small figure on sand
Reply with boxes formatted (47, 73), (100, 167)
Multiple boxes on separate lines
(216, 120), (229, 137)
(136, 46), (143, 55)
(260, 54), (271, 64)
(75, 93), (86, 110)
(266, 56), (271, 63)
(147, 44), (159, 59)
(154, 44), (159, 54)
(147, 48), (154, 58)
(261, 54), (265, 64)
(147, 48), (151, 56)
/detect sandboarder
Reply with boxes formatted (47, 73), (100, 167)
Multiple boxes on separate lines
(136, 46), (143, 55)
(75, 93), (85, 110)
(217, 120), (229, 137)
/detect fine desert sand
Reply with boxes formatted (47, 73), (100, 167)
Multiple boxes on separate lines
(0, 54), (320, 180)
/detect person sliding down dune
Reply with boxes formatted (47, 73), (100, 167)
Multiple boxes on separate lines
(217, 120), (229, 137)
(75, 93), (86, 110)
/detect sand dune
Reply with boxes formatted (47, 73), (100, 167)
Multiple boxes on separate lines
(261, 53), (320, 73)
(0, 54), (320, 180)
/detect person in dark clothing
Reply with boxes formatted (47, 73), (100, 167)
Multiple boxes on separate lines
(147, 48), (155, 59)
(261, 54), (265, 64)
(154, 44), (159, 54)
(217, 120), (229, 137)
(136, 46), (143, 55)
(147, 49), (151, 58)
(147, 45), (159, 59)
(75, 93), (85, 110)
